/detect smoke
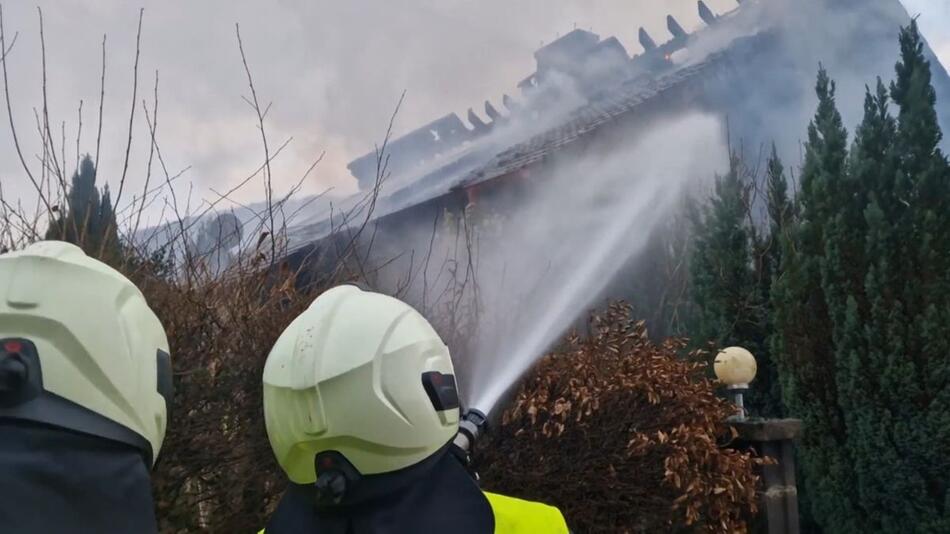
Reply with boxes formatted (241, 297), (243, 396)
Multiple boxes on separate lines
(466, 113), (727, 411)
(369, 112), (727, 412)
(301, 0), (950, 411)
(469, 114), (728, 413)
(285, 0), (950, 258)
(282, 61), (605, 244)
(683, 0), (950, 165)
(0, 0), (739, 227)
(0, 0), (945, 231)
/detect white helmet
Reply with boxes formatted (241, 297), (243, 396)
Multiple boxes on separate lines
(263, 285), (460, 486)
(0, 241), (171, 466)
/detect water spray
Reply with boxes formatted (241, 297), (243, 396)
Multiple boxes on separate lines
(463, 114), (728, 418)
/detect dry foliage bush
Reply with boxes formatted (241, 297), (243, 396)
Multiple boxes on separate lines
(133, 260), (312, 533)
(478, 302), (761, 533)
(146, 286), (763, 532)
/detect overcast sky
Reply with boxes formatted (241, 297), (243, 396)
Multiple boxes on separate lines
(0, 0), (947, 227)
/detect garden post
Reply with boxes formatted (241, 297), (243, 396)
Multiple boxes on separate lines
(730, 419), (802, 534)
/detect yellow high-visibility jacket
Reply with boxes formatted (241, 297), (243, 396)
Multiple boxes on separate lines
(259, 491), (568, 533)
(484, 491), (569, 533)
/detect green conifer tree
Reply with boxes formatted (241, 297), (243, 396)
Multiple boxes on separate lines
(773, 21), (950, 531)
(755, 144), (791, 418)
(764, 144), (792, 271)
(858, 19), (949, 531)
(46, 155), (119, 261)
(771, 64), (863, 532)
(689, 154), (782, 416)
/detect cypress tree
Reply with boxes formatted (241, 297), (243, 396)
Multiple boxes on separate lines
(867, 19), (949, 531)
(771, 64), (862, 532)
(46, 155), (119, 261)
(756, 144), (791, 418)
(690, 153), (755, 348)
(764, 144), (792, 271)
(773, 21), (950, 531)
(689, 154), (782, 416)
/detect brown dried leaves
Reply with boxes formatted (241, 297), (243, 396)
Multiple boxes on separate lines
(480, 303), (761, 533)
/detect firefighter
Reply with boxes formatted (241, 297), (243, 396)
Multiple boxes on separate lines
(261, 284), (569, 533)
(0, 241), (172, 533)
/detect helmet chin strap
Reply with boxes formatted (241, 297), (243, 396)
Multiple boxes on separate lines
(314, 472), (348, 506)
(308, 411), (489, 509)
(0, 357), (28, 395)
(0, 338), (43, 408)
(307, 370), (487, 507)
(313, 451), (362, 506)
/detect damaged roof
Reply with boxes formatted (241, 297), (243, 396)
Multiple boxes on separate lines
(284, 52), (728, 253)
(284, 0), (950, 255)
(283, 5), (747, 253)
(284, 9), (742, 253)
(460, 59), (719, 189)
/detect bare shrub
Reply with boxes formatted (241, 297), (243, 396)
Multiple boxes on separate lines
(137, 259), (310, 532)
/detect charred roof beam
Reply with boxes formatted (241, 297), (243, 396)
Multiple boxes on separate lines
(468, 108), (492, 134)
(485, 100), (505, 123)
(698, 1), (718, 25)
(502, 94), (522, 113)
(667, 15), (687, 40)
(638, 27), (658, 52)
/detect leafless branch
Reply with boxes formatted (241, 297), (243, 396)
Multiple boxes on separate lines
(235, 22), (276, 262)
(75, 99), (82, 173)
(113, 8), (143, 213)
(94, 33), (105, 170)
(132, 70), (160, 239)
(0, 5), (54, 221)
(37, 7), (64, 185)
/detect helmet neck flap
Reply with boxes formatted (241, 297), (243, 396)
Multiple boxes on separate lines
(0, 419), (159, 534)
(264, 444), (493, 534)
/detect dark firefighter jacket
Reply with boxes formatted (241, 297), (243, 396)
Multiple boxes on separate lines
(0, 419), (159, 534)
(260, 446), (568, 534)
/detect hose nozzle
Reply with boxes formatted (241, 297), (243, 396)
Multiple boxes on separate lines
(453, 408), (488, 455)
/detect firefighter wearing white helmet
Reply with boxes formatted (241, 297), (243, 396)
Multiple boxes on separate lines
(261, 284), (568, 534)
(0, 241), (172, 534)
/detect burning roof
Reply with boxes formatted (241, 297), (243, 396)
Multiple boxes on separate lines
(283, 0), (950, 257)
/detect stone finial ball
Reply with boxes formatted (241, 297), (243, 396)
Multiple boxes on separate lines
(713, 346), (757, 387)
